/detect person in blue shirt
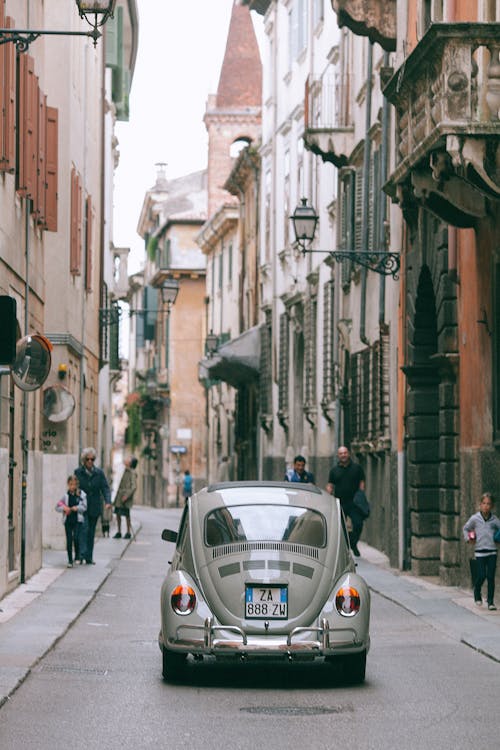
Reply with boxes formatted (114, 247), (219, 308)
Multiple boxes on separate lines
(284, 455), (315, 484)
(183, 470), (193, 504)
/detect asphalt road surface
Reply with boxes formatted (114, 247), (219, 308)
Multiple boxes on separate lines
(0, 506), (498, 750)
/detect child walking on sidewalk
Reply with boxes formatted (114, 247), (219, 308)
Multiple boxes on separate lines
(463, 492), (500, 610)
(56, 475), (87, 567)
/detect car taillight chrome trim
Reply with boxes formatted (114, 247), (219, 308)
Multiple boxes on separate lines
(335, 586), (361, 617)
(171, 584), (196, 615)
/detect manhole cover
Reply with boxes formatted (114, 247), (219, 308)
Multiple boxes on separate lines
(240, 705), (353, 716)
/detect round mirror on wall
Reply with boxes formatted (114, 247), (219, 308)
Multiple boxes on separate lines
(43, 386), (76, 422)
(11, 334), (52, 392)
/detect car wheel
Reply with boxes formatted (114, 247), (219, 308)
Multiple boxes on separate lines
(343, 650), (366, 684)
(162, 646), (187, 682)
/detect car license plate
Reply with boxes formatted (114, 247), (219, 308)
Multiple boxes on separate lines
(245, 585), (288, 619)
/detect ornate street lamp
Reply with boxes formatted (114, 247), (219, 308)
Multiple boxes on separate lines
(160, 278), (180, 309)
(0, 0), (115, 50)
(290, 198), (318, 251)
(290, 198), (401, 279)
(205, 330), (219, 356)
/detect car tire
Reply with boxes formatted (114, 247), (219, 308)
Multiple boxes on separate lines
(162, 646), (187, 682)
(343, 650), (366, 684)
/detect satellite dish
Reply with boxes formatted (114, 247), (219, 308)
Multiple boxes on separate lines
(43, 386), (76, 423)
(11, 334), (52, 392)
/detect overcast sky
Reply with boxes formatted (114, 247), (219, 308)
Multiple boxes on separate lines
(113, 0), (261, 274)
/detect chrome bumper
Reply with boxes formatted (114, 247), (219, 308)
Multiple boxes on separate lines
(164, 617), (365, 657)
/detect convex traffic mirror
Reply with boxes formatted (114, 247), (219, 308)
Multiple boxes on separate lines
(11, 334), (52, 392)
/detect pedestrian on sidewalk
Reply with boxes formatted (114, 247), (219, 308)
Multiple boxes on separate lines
(182, 469), (193, 504)
(463, 491), (500, 610)
(284, 455), (315, 484)
(113, 456), (138, 539)
(56, 475), (87, 567)
(75, 447), (112, 564)
(326, 446), (366, 557)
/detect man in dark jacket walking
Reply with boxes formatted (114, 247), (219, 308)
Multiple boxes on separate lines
(326, 446), (366, 557)
(75, 447), (111, 564)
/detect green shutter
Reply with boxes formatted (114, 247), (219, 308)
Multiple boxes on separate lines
(105, 13), (119, 68)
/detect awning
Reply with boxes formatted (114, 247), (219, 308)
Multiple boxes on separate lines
(199, 326), (260, 388)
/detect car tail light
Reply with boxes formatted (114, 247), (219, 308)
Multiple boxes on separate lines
(171, 584), (196, 615)
(335, 586), (361, 617)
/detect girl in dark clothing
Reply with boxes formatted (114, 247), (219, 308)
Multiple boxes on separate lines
(56, 475), (87, 567)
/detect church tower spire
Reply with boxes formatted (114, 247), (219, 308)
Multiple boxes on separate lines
(204, 2), (262, 216)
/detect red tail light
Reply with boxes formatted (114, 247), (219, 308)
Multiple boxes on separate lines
(335, 586), (361, 617)
(171, 584), (196, 615)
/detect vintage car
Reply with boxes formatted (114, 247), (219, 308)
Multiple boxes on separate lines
(159, 481), (370, 683)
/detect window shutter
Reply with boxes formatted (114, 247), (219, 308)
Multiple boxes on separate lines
(70, 168), (82, 274)
(85, 195), (93, 291)
(17, 54), (27, 194)
(0, 0), (5, 167)
(17, 55), (37, 198)
(354, 167), (363, 251)
(105, 12), (119, 68)
(45, 107), (58, 232)
(144, 286), (158, 341)
(1, 16), (16, 173)
(322, 280), (334, 403)
(278, 312), (290, 418)
(36, 93), (47, 225)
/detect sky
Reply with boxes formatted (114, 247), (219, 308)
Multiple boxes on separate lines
(113, 0), (261, 274)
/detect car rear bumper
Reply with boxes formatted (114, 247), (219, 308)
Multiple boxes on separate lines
(160, 617), (368, 658)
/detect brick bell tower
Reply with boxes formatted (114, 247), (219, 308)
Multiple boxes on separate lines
(204, 1), (262, 217)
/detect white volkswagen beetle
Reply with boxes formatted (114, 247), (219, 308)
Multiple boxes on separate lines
(159, 481), (370, 683)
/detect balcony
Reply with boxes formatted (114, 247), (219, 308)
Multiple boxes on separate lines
(331, 0), (396, 52)
(303, 69), (354, 168)
(384, 23), (500, 228)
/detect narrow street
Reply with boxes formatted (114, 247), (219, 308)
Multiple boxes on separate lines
(0, 506), (498, 750)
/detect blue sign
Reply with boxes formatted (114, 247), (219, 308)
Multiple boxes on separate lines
(170, 445), (187, 454)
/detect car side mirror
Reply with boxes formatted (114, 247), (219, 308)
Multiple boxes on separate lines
(162, 529), (178, 543)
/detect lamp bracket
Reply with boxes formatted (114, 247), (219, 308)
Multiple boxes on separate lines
(0, 28), (99, 52)
(296, 242), (400, 279)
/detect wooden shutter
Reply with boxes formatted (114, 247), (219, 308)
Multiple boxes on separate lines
(17, 54), (37, 198)
(2, 16), (16, 172)
(85, 195), (93, 291)
(35, 90), (46, 224)
(45, 107), (58, 232)
(2, 17), (16, 172)
(0, 0), (5, 167)
(70, 168), (82, 274)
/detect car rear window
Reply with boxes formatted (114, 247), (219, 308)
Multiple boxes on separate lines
(205, 505), (326, 547)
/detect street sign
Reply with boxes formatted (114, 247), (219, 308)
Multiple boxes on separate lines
(170, 445), (187, 454)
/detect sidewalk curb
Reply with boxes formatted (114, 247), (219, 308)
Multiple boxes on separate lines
(356, 549), (500, 663)
(0, 528), (139, 708)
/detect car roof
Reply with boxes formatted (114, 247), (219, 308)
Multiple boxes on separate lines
(193, 481), (333, 515)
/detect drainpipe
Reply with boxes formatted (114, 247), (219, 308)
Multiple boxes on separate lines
(359, 41), (373, 346)
(379, 51), (390, 327)
(20, 198), (31, 584)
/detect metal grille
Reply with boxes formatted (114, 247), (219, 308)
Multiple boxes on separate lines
(212, 541), (319, 560)
(259, 310), (272, 418)
(349, 331), (390, 443)
(322, 280), (334, 403)
(304, 295), (317, 408)
(278, 312), (289, 418)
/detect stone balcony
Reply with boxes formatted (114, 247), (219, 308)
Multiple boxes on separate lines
(303, 69), (354, 168)
(384, 23), (500, 227)
(331, 0), (396, 52)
